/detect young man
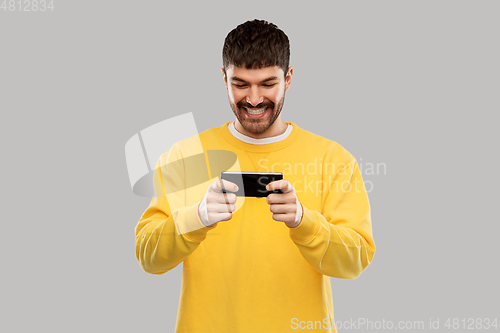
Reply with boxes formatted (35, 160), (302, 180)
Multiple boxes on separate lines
(135, 20), (375, 332)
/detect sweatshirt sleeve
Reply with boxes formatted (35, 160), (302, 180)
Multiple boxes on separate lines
(135, 146), (217, 275)
(289, 158), (375, 279)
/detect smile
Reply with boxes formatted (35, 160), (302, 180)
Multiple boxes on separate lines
(244, 107), (267, 115)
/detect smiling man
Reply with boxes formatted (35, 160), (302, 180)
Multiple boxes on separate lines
(135, 19), (376, 333)
(224, 64), (291, 138)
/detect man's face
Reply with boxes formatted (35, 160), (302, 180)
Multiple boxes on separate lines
(222, 65), (293, 136)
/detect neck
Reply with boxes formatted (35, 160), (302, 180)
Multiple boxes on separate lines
(234, 117), (288, 139)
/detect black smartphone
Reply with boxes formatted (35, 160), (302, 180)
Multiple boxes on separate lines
(220, 172), (284, 197)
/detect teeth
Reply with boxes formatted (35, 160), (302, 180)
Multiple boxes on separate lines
(244, 107), (267, 115)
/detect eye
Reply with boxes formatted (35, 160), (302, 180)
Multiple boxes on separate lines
(262, 83), (277, 88)
(232, 84), (247, 88)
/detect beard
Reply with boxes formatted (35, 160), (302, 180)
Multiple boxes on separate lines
(229, 93), (286, 135)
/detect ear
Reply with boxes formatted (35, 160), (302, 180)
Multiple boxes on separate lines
(285, 67), (293, 92)
(221, 68), (228, 90)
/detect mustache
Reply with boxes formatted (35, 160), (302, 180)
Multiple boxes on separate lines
(237, 101), (274, 109)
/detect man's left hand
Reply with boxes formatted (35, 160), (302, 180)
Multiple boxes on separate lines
(265, 179), (302, 228)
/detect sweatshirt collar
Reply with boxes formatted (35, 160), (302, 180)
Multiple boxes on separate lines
(219, 121), (301, 152)
(227, 121), (293, 145)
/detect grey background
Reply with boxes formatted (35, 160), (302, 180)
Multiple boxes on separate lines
(1, 1), (499, 332)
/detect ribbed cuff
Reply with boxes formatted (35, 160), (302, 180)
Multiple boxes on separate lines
(289, 204), (321, 243)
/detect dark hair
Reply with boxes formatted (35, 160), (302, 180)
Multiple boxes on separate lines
(222, 19), (290, 78)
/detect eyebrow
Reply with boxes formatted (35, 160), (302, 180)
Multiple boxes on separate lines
(230, 76), (279, 84)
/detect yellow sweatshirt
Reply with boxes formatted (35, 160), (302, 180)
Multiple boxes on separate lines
(135, 122), (375, 332)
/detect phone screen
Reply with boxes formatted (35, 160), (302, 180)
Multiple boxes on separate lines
(220, 172), (283, 197)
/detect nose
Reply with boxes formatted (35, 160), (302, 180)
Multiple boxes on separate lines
(246, 89), (264, 106)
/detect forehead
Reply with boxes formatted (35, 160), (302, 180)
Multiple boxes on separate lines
(226, 65), (284, 82)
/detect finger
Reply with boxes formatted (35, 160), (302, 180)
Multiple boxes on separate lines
(271, 213), (296, 223)
(209, 212), (233, 222)
(210, 193), (237, 204)
(266, 179), (293, 193)
(219, 213), (233, 221)
(208, 203), (236, 213)
(211, 179), (239, 193)
(266, 192), (296, 204)
(269, 203), (296, 214)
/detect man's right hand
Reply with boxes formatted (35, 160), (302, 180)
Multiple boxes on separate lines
(198, 179), (239, 227)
